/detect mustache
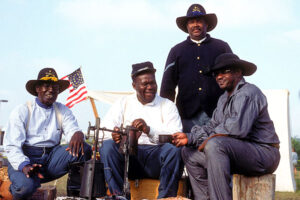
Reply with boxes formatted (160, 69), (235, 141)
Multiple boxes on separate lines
(191, 26), (202, 31)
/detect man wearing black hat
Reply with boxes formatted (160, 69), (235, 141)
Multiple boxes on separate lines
(160, 4), (232, 133)
(172, 53), (280, 200)
(4, 68), (92, 199)
(100, 61), (183, 198)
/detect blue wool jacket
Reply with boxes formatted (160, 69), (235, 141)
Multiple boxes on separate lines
(160, 34), (232, 119)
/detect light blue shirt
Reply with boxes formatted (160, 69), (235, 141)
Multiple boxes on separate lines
(4, 98), (81, 170)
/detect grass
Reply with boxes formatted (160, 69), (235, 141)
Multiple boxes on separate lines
(43, 171), (300, 199)
(275, 170), (300, 200)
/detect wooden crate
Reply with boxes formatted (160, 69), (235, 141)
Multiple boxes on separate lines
(129, 178), (187, 200)
(30, 185), (57, 200)
(232, 174), (275, 200)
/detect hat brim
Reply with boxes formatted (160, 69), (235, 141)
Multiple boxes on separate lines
(26, 79), (70, 96)
(132, 68), (156, 78)
(176, 13), (217, 33)
(211, 59), (257, 76)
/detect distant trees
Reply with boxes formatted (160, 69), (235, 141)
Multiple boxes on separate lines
(292, 137), (300, 153)
(292, 137), (300, 169)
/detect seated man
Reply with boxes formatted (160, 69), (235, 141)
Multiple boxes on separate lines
(4, 68), (92, 199)
(100, 61), (183, 198)
(173, 53), (280, 200)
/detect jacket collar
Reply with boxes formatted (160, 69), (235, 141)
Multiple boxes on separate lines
(225, 78), (246, 98)
(186, 34), (211, 44)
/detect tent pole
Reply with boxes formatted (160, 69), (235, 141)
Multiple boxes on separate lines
(89, 97), (99, 118)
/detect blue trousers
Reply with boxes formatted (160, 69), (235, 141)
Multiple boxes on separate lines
(99, 139), (183, 198)
(8, 143), (92, 199)
(182, 137), (280, 200)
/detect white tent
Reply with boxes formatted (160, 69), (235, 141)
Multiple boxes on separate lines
(88, 89), (296, 192)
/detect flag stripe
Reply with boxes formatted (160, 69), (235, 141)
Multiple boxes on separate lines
(61, 68), (88, 108)
(67, 86), (87, 100)
(66, 96), (87, 108)
(66, 91), (87, 105)
(68, 98), (87, 108)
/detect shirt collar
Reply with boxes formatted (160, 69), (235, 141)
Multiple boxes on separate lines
(35, 98), (53, 109)
(187, 34), (210, 44)
(190, 36), (207, 44)
(134, 93), (158, 106)
(225, 78), (246, 97)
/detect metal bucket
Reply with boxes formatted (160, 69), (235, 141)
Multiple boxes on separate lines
(80, 160), (107, 198)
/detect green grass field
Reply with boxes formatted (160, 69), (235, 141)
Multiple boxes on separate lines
(275, 170), (300, 200)
(45, 171), (300, 199)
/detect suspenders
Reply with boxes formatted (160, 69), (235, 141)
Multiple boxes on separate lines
(25, 101), (63, 133)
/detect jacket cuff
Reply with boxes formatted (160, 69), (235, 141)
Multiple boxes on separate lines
(18, 161), (30, 171)
(186, 132), (194, 146)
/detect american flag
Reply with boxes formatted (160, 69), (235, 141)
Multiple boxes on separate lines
(61, 68), (88, 108)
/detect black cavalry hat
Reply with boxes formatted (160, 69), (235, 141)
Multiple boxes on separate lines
(131, 61), (156, 79)
(26, 68), (70, 96)
(176, 4), (217, 33)
(211, 53), (257, 76)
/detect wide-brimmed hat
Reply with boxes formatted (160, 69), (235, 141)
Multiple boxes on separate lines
(131, 61), (156, 79)
(176, 4), (217, 33)
(211, 53), (257, 76)
(26, 68), (70, 96)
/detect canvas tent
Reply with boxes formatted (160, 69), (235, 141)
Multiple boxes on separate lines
(88, 89), (296, 192)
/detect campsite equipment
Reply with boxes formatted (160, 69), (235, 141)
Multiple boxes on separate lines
(80, 117), (106, 199)
(80, 116), (138, 200)
(159, 134), (173, 143)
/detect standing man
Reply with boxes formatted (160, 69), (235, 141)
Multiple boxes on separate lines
(4, 68), (92, 199)
(173, 53), (280, 200)
(160, 4), (232, 132)
(100, 62), (183, 198)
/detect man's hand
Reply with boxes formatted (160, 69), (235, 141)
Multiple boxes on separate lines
(112, 127), (122, 143)
(66, 131), (85, 157)
(22, 164), (44, 179)
(132, 118), (150, 135)
(172, 132), (188, 147)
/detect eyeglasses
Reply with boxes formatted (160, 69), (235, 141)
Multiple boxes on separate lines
(212, 68), (232, 77)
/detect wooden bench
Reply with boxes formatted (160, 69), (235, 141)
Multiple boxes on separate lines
(128, 174), (275, 200)
(232, 174), (276, 200)
(129, 178), (188, 200)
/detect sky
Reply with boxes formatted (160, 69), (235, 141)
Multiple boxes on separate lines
(0, 0), (300, 137)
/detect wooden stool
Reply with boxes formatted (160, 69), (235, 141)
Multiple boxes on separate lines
(30, 185), (57, 200)
(129, 178), (187, 200)
(232, 174), (275, 200)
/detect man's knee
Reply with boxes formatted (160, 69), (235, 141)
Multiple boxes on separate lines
(204, 137), (225, 153)
(100, 139), (118, 156)
(181, 146), (191, 163)
(10, 177), (39, 199)
(162, 143), (181, 158)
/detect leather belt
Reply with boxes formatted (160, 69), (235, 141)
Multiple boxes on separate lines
(22, 145), (56, 155)
(268, 143), (280, 149)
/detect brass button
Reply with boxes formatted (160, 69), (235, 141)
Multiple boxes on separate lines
(199, 70), (202, 73)
(197, 56), (200, 60)
(198, 88), (202, 91)
(197, 43), (201, 46)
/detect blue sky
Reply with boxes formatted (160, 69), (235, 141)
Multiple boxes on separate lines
(1, 0), (300, 137)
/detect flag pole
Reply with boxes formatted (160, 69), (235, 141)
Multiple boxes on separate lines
(89, 97), (99, 118)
